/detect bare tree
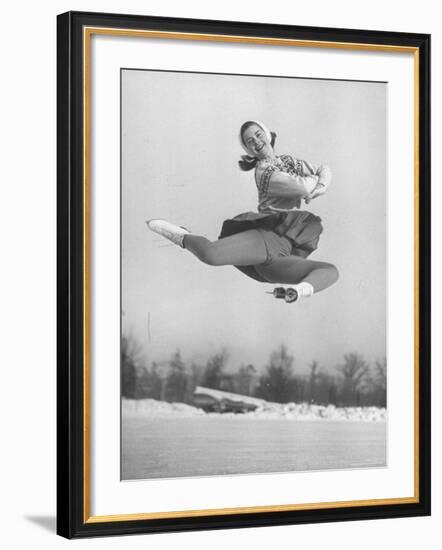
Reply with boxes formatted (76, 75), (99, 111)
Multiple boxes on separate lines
(121, 332), (144, 398)
(135, 362), (163, 400)
(234, 364), (257, 396)
(164, 350), (187, 402)
(256, 344), (295, 403)
(367, 357), (387, 407)
(337, 353), (369, 406)
(308, 360), (320, 403)
(202, 349), (229, 390)
(318, 371), (338, 406)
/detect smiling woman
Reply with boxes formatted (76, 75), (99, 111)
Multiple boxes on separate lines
(147, 119), (339, 302)
(241, 121), (274, 159)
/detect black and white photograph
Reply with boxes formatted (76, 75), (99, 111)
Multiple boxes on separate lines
(121, 68), (387, 481)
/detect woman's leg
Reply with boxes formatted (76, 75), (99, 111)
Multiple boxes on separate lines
(257, 256), (339, 292)
(183, 230), (268, 266)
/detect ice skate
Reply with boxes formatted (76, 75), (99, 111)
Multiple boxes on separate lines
(266, 283), (313, 303)
(146, 219), (190, 248)
(266, 286), (299, 303)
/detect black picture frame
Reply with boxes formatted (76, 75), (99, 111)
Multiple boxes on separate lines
(57, 10), (431, 539)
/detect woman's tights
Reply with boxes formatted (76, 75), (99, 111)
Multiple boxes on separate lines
(183, 230), (338, 293)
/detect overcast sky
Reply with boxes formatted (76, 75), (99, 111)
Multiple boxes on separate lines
(121, 69), (386, 374)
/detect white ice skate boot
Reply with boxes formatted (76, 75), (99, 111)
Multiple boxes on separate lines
(146, 219), (190, 248)
(285, 282), (314, 303)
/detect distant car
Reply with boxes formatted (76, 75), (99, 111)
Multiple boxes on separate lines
(193, 392), (258, 413)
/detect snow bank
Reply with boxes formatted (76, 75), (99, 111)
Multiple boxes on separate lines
(122, 398), (386, 422)
(123, 398), (206, 417)
(250, 402), (386, 422)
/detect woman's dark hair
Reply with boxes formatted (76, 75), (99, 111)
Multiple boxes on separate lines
(238, 122), (277, 171)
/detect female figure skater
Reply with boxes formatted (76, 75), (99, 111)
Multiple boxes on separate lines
(147, 120), (338, 303)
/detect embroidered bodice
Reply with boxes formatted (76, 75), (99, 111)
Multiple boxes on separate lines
(254, 154), (331, 213)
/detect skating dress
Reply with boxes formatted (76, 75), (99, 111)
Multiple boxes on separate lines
(219, 154), (331, 283)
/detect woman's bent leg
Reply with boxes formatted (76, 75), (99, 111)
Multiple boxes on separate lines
(257, 256), (339, 292)
(183, 230), (268, 266)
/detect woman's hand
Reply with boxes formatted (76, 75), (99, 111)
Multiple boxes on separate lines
(304, 183), (326, 204)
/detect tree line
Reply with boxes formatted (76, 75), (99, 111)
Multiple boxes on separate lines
(122, 335), (386, 408)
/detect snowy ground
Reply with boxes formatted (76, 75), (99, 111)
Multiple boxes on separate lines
(122, 399), (387, 479)
(122, 398), (386, 422)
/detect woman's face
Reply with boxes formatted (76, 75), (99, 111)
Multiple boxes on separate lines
(242, 124), (272, 159)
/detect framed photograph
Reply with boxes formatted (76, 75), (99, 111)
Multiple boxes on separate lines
(57, 11), (431, 538)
